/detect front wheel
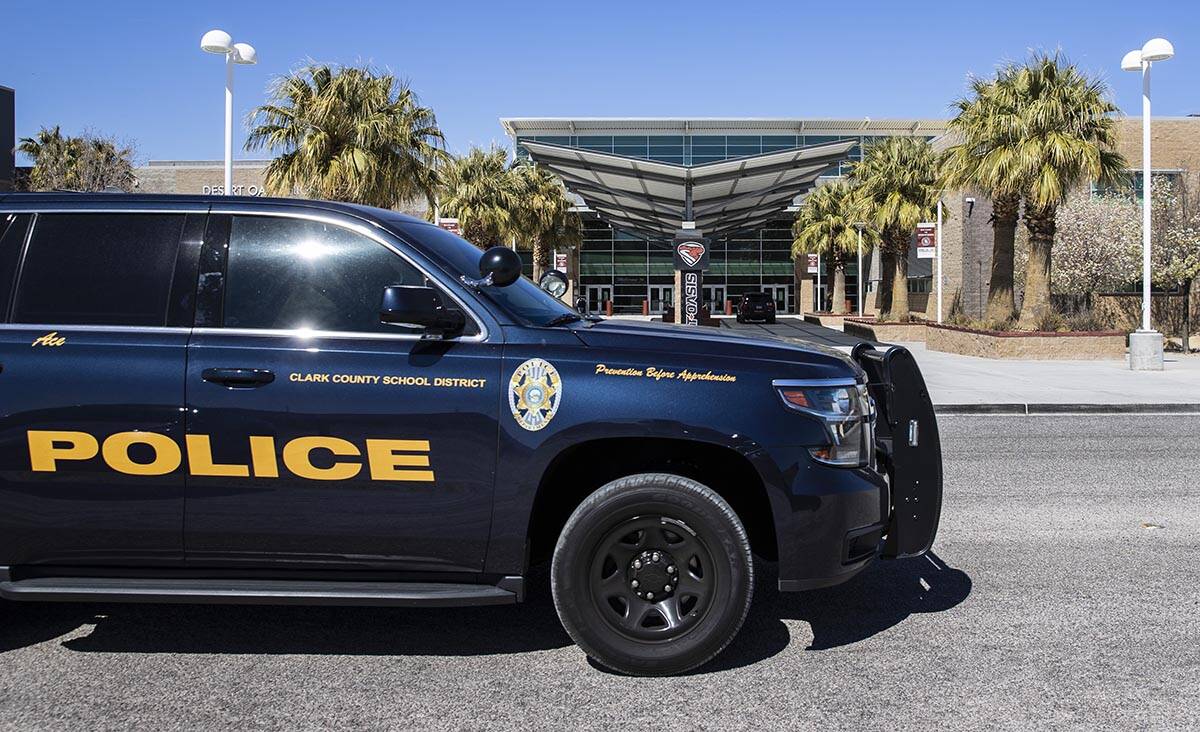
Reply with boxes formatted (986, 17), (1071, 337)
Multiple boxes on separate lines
(551, 473), (754, 676)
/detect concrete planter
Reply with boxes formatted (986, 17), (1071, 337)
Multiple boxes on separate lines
(803, 313), (852, 328)
(927, 323), (1126, 360)
(843, 317), (928, 343)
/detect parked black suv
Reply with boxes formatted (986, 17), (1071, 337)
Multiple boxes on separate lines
(736, 292), (776, 324)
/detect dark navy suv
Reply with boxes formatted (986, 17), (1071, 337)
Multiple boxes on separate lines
(0, 193), (942, 676)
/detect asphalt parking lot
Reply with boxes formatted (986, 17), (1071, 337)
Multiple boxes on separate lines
(1, 414), (1197, 730)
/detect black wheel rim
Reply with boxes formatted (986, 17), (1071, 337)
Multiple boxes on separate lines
(588, 514), (716, 642)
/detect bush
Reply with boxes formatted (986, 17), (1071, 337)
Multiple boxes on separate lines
(1034, 310), (1066, 332)
(1065, 309), (1109, 332)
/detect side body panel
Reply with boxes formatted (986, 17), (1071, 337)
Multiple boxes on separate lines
(183, 332), (502, 572)
(0, 327), (189, 566)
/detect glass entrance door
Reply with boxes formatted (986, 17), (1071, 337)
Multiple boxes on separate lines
(703, 285), (726, 315)
(649, 285), (673, 314)
(586, 285), (612, 315)
(764, 285), (788, 314)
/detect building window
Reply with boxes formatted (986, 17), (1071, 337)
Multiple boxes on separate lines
(1091, 170), (1183, 200)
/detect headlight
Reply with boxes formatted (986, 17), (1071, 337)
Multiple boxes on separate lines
(774, 381), (873, 468)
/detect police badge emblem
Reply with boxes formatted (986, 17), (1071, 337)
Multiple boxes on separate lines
(508, 358), (562, 431)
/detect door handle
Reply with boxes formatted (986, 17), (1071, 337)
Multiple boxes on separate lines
(202, 367), (274, 388)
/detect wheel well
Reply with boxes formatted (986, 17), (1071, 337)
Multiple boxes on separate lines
(527, 437), (778, 564)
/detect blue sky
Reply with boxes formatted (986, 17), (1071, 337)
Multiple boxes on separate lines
(7, 0), (1198, 164)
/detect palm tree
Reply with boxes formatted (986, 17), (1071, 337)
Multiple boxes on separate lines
(19, 126), (81, 190)
(792, 181), (877, 314)
(438, 146), (517, 249)
(942, 69), (1025, 324)
(511, 162), (582, 281)
(19, 127), (135, 192)
(246, 64), (448, 209)
(851, 137), (942, 321)
(993, 53), (1126, 329)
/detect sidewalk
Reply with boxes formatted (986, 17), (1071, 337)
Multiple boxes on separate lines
(889, 341), (1200, 412)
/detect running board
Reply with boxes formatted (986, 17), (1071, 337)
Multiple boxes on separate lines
(0, 575), (522, 607)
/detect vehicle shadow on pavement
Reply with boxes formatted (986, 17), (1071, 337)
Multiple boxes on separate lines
(0, 556), (969, 669)
(0, 566), (574, 658)
(699, 552), (972, 673)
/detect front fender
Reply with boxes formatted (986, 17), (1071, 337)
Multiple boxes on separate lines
(482, 333), (838, 575)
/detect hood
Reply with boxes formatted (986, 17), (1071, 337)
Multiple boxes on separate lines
(573, 319), (861, 379)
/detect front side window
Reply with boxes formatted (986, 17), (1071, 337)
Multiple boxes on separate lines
(12, 213), (185, 326)
(388, 219), (577, 327)
(224, 215), (471, 335)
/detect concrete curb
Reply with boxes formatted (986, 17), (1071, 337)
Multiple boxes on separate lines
(935, 403), (1200, 415)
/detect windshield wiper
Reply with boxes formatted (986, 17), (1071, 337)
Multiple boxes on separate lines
(542, 313), (583, 327)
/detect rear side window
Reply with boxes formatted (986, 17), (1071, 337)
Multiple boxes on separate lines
(12, 213), (185, 326)
(0, 214), (32, 320)
(223, 215), (464, 334)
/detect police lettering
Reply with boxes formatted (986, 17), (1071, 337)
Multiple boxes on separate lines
(26, 430), (434, 482)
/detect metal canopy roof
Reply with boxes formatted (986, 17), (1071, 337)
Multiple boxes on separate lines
(519, 138), (857, 238)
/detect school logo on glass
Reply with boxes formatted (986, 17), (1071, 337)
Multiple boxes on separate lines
(509, 358), (562, 431)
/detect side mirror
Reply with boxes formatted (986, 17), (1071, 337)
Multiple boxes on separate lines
(380, 285), (465, 337)
(479, 246), (522, 287)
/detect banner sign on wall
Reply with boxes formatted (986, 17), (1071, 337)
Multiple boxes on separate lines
(916, 222), (937, 259)
(673, 237), (709, 271)
(682, 271), (701, 326)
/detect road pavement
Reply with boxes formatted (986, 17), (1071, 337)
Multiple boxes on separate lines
(1, 415), (1197, 730)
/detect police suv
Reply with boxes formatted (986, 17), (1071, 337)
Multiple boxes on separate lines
(0, 194), (942, 676)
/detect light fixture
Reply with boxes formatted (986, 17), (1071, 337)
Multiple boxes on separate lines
(200, 29), (233, 54)
(1141, 38), (1175, 62)
(1121, 50), (1143, 72)
(231, 42), (258, 65)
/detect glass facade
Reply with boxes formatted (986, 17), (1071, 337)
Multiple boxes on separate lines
(516, 131), (934, 315)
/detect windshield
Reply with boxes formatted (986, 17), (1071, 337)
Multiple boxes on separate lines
(386, 218), (579, 327)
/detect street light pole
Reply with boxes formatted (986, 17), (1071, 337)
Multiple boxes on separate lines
(936, 197), (943, 324)
(201, 30), (258, 196)
(854, 222), (866, 317)
(224, 52), (234, 195)
(1122, 38), (1173, 370)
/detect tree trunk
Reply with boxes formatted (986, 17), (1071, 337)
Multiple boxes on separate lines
(532, 239), (547, 283)
(1018, 204), (1057, 329)
(886, 247), (911, 322)
(832, 260), (847, 314)
(1183, 278), (1192, 354)
(877, 249), (895, 319)
(986, 193), (1020, 324)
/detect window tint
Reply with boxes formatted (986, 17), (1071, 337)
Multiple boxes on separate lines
(0, 214), (32, 320)
(13, 213), (184, 326)
(224, 215), (456, 334)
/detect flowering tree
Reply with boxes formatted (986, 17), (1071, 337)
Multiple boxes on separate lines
(1149, 178), (1200, 289)
(1049, 194), (1141, 294)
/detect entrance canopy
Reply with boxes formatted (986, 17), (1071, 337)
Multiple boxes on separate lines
(519, 138), (857, 238)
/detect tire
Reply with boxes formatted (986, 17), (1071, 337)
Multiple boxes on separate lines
(735, 315), (744, 323)
(551, 473), (754, 676)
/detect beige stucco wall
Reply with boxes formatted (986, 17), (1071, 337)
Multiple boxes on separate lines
(135, 161), (269, 196)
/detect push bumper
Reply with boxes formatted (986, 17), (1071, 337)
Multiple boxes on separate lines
(773, 462), (890, 592)
(772, 343), (943, 591)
